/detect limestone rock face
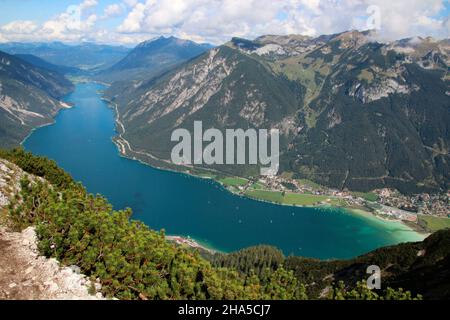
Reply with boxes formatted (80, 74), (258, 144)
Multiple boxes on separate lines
(0, 159), (103, 300)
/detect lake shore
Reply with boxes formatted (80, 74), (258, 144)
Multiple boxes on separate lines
(166, 235), (222, 254)
(111, 129), (428, 247)
(164, 205), (427, 256)
(20, 100), (75, 146)
(237, 190), (428, 242)
(345, 208), (428, 242)
(23, 81), (431, 260)
(103, 96), (428, 245)
(23, 83), (424, 245)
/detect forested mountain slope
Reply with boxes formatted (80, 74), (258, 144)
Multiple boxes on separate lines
(105, 31), (450, 194)
(209, 231), (450, 300)
(0, 149), (436, 300)
(0, 51), (74, 148)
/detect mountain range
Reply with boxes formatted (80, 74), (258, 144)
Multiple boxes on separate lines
(105, 31), (450, 194)
(0, 32), (448, 195)
(95, 36), (212, 83)
(0, 32), (449, 301)
(0, 36), (213, 150)
(0, 42), (130, 71)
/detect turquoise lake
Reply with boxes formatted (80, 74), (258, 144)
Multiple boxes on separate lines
(23, 83), (424, 259)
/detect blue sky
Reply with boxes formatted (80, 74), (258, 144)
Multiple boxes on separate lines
(0, 1), (69, 25)
(438, 1), (450, 18)
(0, 0), (448, 45)
(0, 0), (120, 27)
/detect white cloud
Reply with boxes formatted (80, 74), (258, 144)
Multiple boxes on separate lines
(117, 2), (146, 33)
(41, 4), (98, 41)
(116, 0), (292, 43)
(0, 0), (100, 43)
(123, 0), (138, 8)
(0, 0), (448, 45)
(115, 0), (449, 44)
(365, 0), (449, 40)
(103, 4), (125, 18)
(1, 20), (38, 34)
(79, 0), (98, 12)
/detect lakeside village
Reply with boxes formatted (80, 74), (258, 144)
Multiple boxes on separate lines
(164, 173), (449, 252)
(217, 174), (450, 228)
(166, 173), (449, 253)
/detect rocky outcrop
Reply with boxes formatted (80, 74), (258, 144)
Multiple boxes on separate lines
(0, 159), (103, 300)
(347, 78), (419, 103)
(126, 48), (236, 127)
(0, 226), (103, 300)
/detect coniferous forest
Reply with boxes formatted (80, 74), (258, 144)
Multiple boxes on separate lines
(2, 148), (447, 300)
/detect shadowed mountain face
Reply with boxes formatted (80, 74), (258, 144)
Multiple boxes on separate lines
(96, 36), (212, 83)
(0, 51), (74, 148)
(105, 31), (450, 194)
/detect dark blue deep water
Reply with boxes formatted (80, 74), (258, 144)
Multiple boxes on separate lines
(23, 83), (423, 259)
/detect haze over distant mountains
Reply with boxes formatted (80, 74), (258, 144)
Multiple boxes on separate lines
(0, 36), (213, 148)
(0, 42), (130, 71)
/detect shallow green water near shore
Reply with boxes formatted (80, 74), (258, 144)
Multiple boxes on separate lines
(23, 83), (424, 259)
